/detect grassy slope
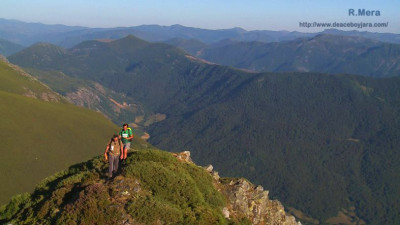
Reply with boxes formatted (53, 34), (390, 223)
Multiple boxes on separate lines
(0, 148), (230, 225)
(0, 59), (56, 97)
(0, 61), (118, 204)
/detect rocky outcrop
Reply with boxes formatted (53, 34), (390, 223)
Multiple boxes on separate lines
(65, 87), (102, 109)
(172, 150), (193, 163)
(221, 179), (300, 225)
(178, 151), (300, 225)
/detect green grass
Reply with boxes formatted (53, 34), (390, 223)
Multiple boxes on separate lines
(0, 90), (118, 204)
(0, 61), (119, 204)
(0, 60), (52, 96)
(0, 149), (229, 225)
(124, 150), (227, 224)
(22, 68), (86, 95)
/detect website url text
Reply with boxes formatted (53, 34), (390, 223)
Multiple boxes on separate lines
(299, 21), (389, 29)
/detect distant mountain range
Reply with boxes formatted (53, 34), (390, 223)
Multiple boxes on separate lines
(168, 34), (400, 77)
(1, 18), (400, 48)
(8, 35), (400, 224)
(0, 18), (85, 47)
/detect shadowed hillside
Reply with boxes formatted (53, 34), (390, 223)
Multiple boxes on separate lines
(148, 72), (400, 224)
(0, 38), (24, 56)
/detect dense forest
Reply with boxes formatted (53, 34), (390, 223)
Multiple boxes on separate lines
(148, 73), (400, 224)
(8, 36), (400, 224)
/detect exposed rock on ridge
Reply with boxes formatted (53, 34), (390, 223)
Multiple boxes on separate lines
(0, 149), (300, 225)
(176, 151), (300, 225)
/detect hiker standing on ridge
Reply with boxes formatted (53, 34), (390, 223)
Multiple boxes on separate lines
(104, 134), (123, 178)
(119, 123), (133, 160)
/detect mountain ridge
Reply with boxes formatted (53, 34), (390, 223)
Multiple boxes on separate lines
(1, 18), (400, 48)
(0, 149), (300, 225)
(173, 33), (400, 77)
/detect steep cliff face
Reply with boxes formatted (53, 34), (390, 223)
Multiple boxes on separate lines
(0, 149), (300, 225)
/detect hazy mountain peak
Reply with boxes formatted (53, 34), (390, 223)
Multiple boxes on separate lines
(170, 24), (185, 29)
(114, 34), (149, 44)
(231, 27), (247, 32)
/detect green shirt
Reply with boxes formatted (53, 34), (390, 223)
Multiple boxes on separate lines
(119, 128), (133, 144)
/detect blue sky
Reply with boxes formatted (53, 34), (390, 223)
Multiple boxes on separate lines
(1, 0), (399, 33)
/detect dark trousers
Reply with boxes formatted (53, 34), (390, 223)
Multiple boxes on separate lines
(108, 154), (120, 177)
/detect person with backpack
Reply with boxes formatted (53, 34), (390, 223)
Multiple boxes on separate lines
(119, 123), (133, 160)
(104, 134), (123, 178)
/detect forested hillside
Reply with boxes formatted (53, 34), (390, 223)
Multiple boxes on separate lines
(149, 72), (400, 224)
(176, 34), (400, 77)
(8, 35), (400, 224)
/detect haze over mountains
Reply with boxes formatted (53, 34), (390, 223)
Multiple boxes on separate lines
(0, 38), (24, 56)
(2, 17), (399, 78)
(172, 34), (400, 77)
(1, 18), (400, 49)
(7, 34), (400, 224)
